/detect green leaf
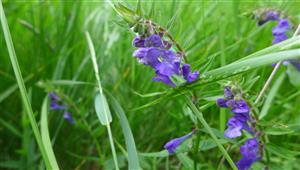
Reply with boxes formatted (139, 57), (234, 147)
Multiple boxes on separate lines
(113, 3), (140, 26)
(107, 93), (141, 169)
(265, 127), (294, 136)
(199, 139), (228, 151)
(135, 0), (142, 16)
(266, 143), (300, 159)
(259, 73), (286, 119)
(0, 1), (51, 168)
(40, 97), (59, 169)
(0, 161), (21, 169)
(139, 150), (169, 158)
(94, 93), (112, 125)
(177, 153), (194, 170)
(286, 64), (300, 87)
(191, 49), (300, 88)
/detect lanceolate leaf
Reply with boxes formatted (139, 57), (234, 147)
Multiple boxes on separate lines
(107, 93), (141, 169)
(191, 49), (300, 88)
(94, 94), (112, 125)
(286, 64), (300, 87)
(40, 97), (59, 169)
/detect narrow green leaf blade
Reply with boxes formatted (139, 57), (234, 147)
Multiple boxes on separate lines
(108, 93), (141, 169)
(259, 73), (286, 119)
(40, 97), (59, 169)
(94, 93), (112, 125)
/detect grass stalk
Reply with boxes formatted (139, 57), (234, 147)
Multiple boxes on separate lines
(85, 32), (119, 170)
(0, 1), (54, 168)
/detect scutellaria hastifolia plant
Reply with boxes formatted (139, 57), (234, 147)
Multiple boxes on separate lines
(113, 2), (239, 170)
(113, 3), (300, 170)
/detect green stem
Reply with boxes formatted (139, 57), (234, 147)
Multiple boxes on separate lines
(0, 1), (52, 168)
(86, 32), (119, 170)
(185, 96), (238, 170)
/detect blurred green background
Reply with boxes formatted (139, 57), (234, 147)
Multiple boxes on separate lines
(0, 0), (300, 169)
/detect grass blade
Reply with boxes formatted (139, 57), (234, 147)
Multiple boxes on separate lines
(191, 49), (300, 88)
(40, 97), (59, 169)
(107, 93), (141, 169)
(259, 73), (286, 119)
(0, 1), (52, 168)
(85, 31), (119, 170)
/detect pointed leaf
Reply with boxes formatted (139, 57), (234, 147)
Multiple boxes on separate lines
(94, 93), (112, 125)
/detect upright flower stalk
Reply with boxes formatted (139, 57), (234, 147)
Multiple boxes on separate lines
(217, 85), (261, 170)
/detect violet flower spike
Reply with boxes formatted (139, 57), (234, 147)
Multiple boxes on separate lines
(236, 138), (261, 170)
(164, 132), (194, 154)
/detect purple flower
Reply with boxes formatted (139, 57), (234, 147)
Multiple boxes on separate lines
(272, 33), (288, 44)
(49, 92), (67, 110)
(216, 98), (228, 108)
(224, 115), (250, 138)
(236, 138), (261, 170)
(49, 92), (60, 101)
(50, 102), (67, 110)
(152, 72), (176, 87)
(272, 19), (290, 44)
(63, 112), (75, 124)
(182, 64), (199, 83)
(145, 34), (163, 47)
(272, 19), (290, 35)
(224, 117), (244, 138)
(228, 100), (250, 114)
(132, 36), (145, 47)
(133, 47), (161, 68)
(164, 132), (193, 154)
(258, 11), (279, 25)
(216, 86), (234, 108)
(265, 11), (280, 21)
(156, 61), (180, 76)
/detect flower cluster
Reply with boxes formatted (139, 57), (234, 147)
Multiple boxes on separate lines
(49, 92), (75, 124)
(216, 87), (251, 138)
(236, 138), (261, 170)
(163, 130), (194, 154)
(216, 86), (260, 170)
(132, 34), (199, 86)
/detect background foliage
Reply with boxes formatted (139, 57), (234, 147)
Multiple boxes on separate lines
(0, 0), (300, 169)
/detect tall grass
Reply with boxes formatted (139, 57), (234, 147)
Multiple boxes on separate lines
(0, 1), (300, 169)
